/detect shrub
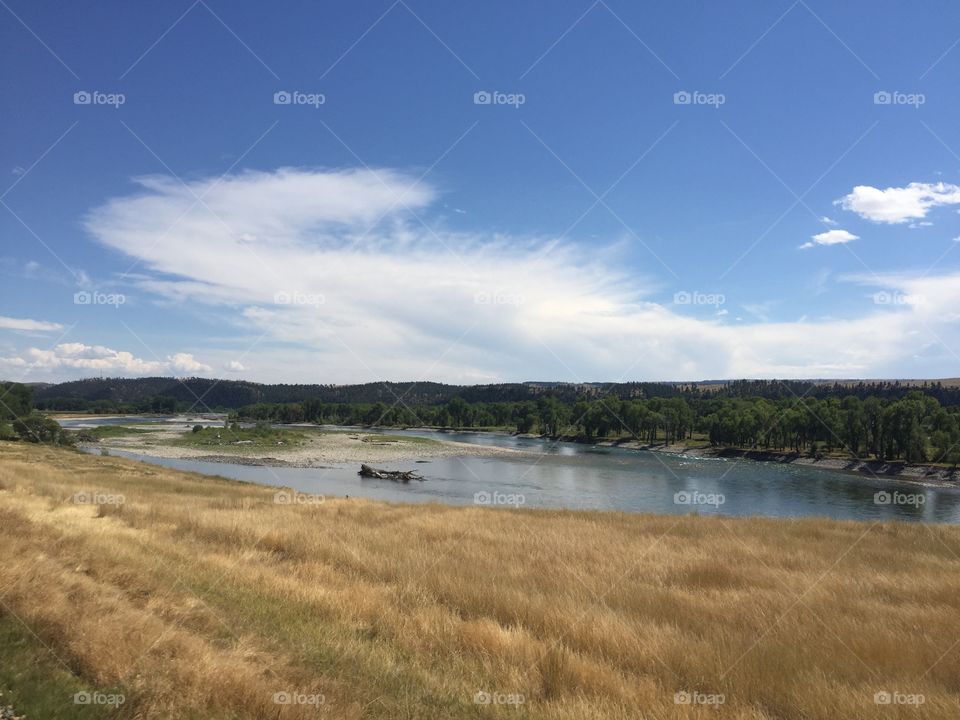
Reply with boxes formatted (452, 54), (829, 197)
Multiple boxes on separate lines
(12, 413), (62, 444)
(0, 421), (16, 441)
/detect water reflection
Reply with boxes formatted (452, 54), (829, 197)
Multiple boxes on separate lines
(66, 418), (960, 523)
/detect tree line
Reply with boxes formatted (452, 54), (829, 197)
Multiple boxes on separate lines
(235, 391), (960, 465)
(32, 376), (960, 411)
(15, 377), (960, 464)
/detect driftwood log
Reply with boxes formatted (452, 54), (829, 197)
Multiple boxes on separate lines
(358, 464), (423, 483)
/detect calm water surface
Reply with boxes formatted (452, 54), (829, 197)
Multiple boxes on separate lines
(64, 417), (960, 523)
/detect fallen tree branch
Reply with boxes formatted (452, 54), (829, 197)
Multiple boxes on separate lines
(358, 464), (424, 483)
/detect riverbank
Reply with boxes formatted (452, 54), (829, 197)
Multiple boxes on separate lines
(601, 440), (960, 485)
(3, 441), (960, 719)
(81, 422), (533, 466)
(412, 425), (960, 485)
(69, 415), (960, 485)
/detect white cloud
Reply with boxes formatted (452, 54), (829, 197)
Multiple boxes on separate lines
(168, 352), (212, 374)
(0, 343), (210, 377)
(225, 360), (246, 372)
(63, 167), (960, 382)
(799, 229), (859, 249)
(837, 182), (960, 224)
(819, 216), (837, 226)
(0, 316), (64, 332)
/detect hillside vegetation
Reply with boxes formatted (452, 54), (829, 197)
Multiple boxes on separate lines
(31, 375), (960, 412)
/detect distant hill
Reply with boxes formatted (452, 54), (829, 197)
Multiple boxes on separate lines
(27, 376), (960, 411)
(31, 377), (659, 409)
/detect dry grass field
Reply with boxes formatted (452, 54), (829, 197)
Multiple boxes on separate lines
(1, 442), (959, 718)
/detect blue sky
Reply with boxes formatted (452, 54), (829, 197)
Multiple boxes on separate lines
(2, 0), (960, 383)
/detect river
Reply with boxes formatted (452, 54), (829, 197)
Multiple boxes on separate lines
(62, 415), (960, 523)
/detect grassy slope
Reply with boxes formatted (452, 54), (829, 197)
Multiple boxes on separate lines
(0, 615), (117, 719)
(1, 442), (959, 719)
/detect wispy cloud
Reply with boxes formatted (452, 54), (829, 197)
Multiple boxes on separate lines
(0, 315), (63, 332)
(48, 167), (960, 382)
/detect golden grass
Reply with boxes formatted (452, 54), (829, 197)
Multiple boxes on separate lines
(1, 442), (959, 718)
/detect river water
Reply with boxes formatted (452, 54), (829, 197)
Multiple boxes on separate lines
(62, 416), (960, 523)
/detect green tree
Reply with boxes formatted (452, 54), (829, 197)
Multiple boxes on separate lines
(446, 396), (469, 428)
(13, 412), (63, 444)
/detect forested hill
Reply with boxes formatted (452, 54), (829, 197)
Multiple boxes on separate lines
(28, 376), (960, 412)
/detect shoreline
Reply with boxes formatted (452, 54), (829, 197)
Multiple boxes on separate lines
(68, 416), (960, 486)
(600, 439), (960, 485)
(83, 423), (534, 467)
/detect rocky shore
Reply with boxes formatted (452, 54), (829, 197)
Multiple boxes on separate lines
(598, 440), (960, 485)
